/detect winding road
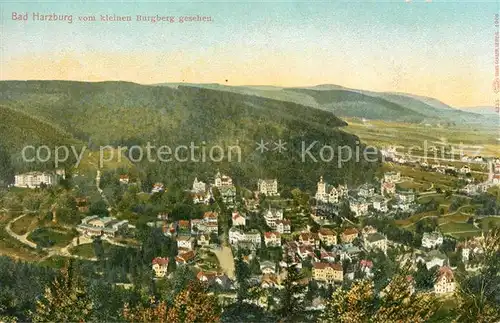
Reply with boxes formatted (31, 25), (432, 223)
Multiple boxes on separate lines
(5, 214), (37, 248)
(4, 214), (98, 261)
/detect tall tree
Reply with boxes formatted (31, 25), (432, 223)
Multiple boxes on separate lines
(277, 257), (306, 322)
(123, 281), (220, 323)
(454, 228), (500, 322)
(166, 281), (221, 322)
(235, 250), (251, 303)
(30, 260), (93, 322)
(320, 272), (438, 322)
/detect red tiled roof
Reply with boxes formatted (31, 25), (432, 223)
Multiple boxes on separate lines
(178, 220), (190, 228)
(152, 257), (169, 265)
(342, 228), (359, 236)
(204, 211), (218, 219)
(319, 228), (336, 236)
(360, 259), (373, 268)
(437, 266), (454, 282)
(313, 262), (342, 271)
(197, 271), (220, 280)
(383, 182), (395, 188)
(300, 232), (319, 240)
(176, 250), (195, 263)
(264, 232), (281, 239)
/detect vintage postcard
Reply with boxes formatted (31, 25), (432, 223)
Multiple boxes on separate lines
(0, 0), (499, 322)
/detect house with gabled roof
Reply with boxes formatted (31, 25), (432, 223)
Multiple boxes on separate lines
(175, 250), (196, 266)
(341, 228), (359, 243)
(258, 179), (279, 196)
(260, 260), (276, 274)
(232, 211), (246, 227)
(318, 228), (337, 246)
(364, 232), (388, 253)
(152, 257), (169, 278)
(434, 266), (455, 294)
(298, 232), (320, 248)
(275, 219), (291, 234)
(264, 232), (281, 247)
(312, 262), (343, 284)
(416, 250), (447, 269)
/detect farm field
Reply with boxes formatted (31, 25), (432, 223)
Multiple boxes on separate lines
(343, 119), (500, 157)
(380, 164), (458, 190)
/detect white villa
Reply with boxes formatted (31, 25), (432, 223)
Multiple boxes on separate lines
(364, 233), (388, 253)
(14, 172), (58, 188)
(192, 177), (207, 192)
(177, 235), (196, 251)
(276, 219), (291, 234)
(416, 250), (447, 269)
(358, 184), (376, 198)
(152, 257), (169, 278)
(315, 176), (348, 204)
(77, 215), (129, 238)
(264, 232), (281, 247)
(422, 231), (444, 249)
(214, 171), (233, 187)
(232, 211), (246, 227)
(384, 171), (401, 183)
(349, 198), (369, 217)
(228, 227), (261, 248)
(264, 208), (284, 229)
(258, 179), (279, 196)
(396, 191), (415, 204)
(372, 196), (388, 213)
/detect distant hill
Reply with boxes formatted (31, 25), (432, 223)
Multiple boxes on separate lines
(0, 80), (378, 190)
(458, 106), (498, 117)
(155, 82), (492, 126)
(0, 104), (81, 181)
(0, 105), (77, 153)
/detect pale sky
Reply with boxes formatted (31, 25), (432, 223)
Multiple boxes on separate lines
(1, 0), (499, 107)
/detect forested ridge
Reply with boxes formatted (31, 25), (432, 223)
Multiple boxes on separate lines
(0, 81), (379, 190)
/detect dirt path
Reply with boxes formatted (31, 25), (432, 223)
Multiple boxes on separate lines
(212, 245), (235, 279)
